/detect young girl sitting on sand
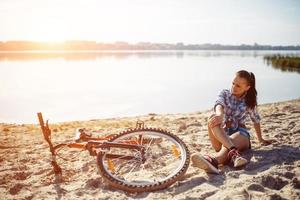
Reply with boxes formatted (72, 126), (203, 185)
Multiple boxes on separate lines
(192, 70), (274, 174)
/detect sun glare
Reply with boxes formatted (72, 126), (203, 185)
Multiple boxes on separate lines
(0, 0), (299, 45)
(29, 24), (69, 43)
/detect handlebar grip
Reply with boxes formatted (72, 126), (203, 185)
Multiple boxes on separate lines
(37, 112), (44, 127)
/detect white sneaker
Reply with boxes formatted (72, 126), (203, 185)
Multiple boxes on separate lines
(228, 149), (248, 167)
(191, 153), (220, 174)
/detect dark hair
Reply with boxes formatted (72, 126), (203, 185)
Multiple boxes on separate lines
(236, 70), (257, 109)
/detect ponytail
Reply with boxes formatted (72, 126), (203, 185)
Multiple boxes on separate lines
(236, 70), (257, 109)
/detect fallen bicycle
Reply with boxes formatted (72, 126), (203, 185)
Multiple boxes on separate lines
(37, 112), (190, 193)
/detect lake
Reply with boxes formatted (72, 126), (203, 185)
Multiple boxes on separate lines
(0, 50), (299, 124)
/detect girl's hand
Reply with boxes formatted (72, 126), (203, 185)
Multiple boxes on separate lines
(208, 115), (223, 128)
(259, 138), (276, 146)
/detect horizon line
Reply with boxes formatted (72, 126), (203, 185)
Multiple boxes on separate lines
(1, 40), (300, 47)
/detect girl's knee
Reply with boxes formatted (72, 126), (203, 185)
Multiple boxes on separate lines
(213, 145), (222, 152)
(230, 134), (250, 151)
(208, 114), (216, 123)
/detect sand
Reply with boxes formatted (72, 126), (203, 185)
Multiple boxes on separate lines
(1, 99), (300, 200)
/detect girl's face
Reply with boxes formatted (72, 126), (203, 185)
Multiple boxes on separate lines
(231, 75), (250, 97)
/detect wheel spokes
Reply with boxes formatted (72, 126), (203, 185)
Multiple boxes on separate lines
(100, 130), (187, 187)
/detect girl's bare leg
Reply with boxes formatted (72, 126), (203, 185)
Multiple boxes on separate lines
(209, 124), (235, 150)
(208, 125), (222, 152)
(214, 132), (250, 164)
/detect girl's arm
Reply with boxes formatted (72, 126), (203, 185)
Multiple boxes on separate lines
(215, 104), (225, 117)
(253, 122), (275, 145)
(208, 104), (225, 128)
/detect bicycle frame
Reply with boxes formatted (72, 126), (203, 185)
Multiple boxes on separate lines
(37, 112), (146, 176)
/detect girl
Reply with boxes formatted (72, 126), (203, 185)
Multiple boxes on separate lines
(192, 70), (274, 174)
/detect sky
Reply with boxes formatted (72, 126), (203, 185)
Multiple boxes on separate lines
(0, 0), (300, 45)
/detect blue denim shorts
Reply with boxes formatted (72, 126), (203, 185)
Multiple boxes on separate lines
(225, 127), (251, 149)
(225, 127), (251, 139)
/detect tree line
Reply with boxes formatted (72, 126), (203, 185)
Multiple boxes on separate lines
(0, 41), (300, 51)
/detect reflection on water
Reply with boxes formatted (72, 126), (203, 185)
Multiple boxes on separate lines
(0, 50), (299, 124)
(1, 50), (300, 61)
(0, 51), (184, 61)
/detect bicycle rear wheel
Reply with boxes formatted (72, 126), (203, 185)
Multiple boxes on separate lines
(97, 128), (190, 193)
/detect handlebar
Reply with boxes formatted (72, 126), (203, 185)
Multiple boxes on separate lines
(37, 112), (62, 175)
(37, 112), (56, 155)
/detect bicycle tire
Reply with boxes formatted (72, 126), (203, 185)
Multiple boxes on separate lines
(96, 128), (190, 193)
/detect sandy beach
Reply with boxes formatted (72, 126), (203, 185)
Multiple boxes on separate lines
(1, 99), (299, 200)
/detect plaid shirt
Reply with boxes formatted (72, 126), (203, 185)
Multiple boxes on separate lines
(214, 89), (261, 130)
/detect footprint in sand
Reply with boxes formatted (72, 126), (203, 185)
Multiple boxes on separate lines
(13, 171), (31, 180)
(282, 171), (295, 180)
(85, 178), (103, 189)
(247, 183), (265, 192)
(269, 193), (286, 200)
(261, 175), (288, 190)
(292, 178), (300, 189)
(9, 183), (24, 195)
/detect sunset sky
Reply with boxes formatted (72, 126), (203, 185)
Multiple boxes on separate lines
(1, 0), (299, 45)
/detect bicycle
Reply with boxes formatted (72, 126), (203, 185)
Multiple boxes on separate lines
(37, 112), (190, 193)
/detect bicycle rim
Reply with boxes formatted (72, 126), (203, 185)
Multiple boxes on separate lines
(97, 128), (190, 193)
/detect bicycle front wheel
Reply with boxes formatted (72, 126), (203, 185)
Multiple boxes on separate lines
(97, 128), (190, 193)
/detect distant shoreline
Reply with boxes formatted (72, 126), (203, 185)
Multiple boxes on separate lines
(1, 49), (300, 53)
(1, 41), (300, 51)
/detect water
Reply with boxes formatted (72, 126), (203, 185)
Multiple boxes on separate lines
(0, 50), (299, 124)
